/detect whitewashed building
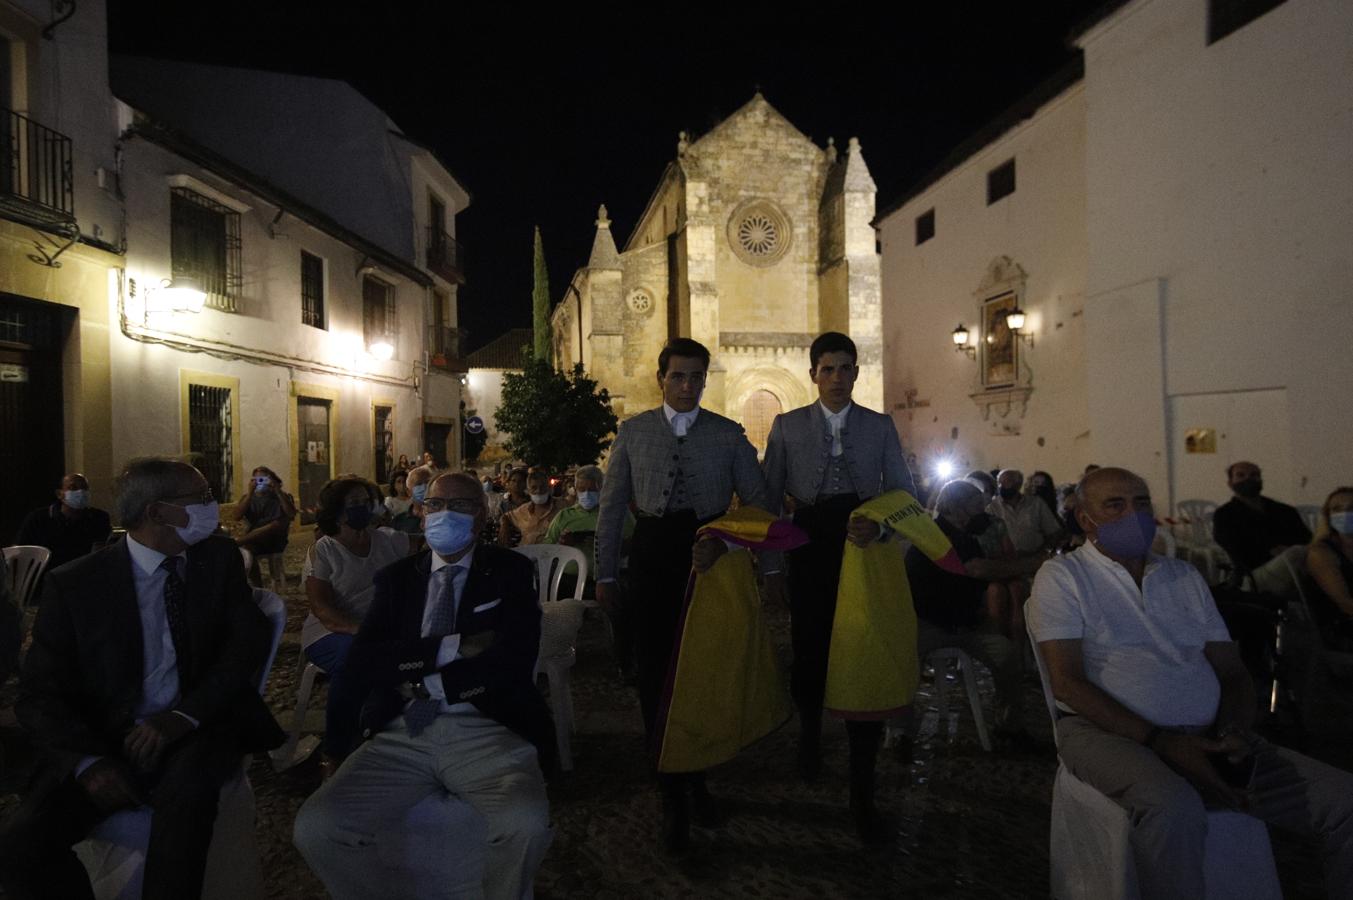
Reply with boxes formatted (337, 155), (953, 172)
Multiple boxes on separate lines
(878, 0), (1353, 509)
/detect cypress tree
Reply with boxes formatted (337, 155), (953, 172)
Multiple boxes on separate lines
(532, 226), (551, 362)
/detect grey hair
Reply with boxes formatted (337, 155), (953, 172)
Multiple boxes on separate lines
(406, 464), (435, 487)
(575, 465), (604, 487)
(934, 479), (982, 517)
(116, 456), (197, 528)
(997, 468), (1024, 485)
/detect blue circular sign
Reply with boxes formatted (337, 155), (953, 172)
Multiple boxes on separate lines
(465, 416), (485, 434)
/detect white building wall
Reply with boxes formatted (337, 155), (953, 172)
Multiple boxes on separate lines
(114, 137), (425, 501)
(1081, 0), (1353, 506)
(879, 85), (1089, 484)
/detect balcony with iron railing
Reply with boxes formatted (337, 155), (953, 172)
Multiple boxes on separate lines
(426, 226), (466, 284)
(427, 324), (467, 373)
(0, 108), (75, 228)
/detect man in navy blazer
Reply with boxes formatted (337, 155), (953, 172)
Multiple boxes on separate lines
(294, 472), (554, 900)
(762, 331), (916, 842)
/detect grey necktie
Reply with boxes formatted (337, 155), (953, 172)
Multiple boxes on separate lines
(404, 566), (459, 736)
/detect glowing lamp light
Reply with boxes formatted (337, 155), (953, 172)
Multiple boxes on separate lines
(951, 324), (970, 346)
(143, 276), (207, 314)
(1005, 307), (1027, 331)
(368, 340), (395, 361)
(935, 459), (955, 479)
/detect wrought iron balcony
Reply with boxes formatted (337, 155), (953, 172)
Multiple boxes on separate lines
(0, 108), (75, 225)
(426, 226), (466, 284)
(427, 325), (467, 373)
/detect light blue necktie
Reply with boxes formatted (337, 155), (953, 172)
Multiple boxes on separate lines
(405, 566), (459, 736)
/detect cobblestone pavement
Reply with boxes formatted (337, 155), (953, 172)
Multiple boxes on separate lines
(2, 535), (1346, 898)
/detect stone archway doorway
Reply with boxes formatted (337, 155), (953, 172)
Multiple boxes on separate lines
(741, 389), (782, 456)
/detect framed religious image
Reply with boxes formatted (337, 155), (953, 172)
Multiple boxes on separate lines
(1185, 428), (1217, 454)
(982, 292), (1017, 386)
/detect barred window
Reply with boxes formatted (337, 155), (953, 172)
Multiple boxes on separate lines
(362, 275), (396, 343)
(301, 251), (325, 329)
(170, 188), (241, 312)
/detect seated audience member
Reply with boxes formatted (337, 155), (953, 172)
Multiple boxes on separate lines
(229, 466), (296, 565)
(1213, 461), (1312, 594)
(0, 457), (283, 898)
(989, 468), (1066, 556)
(904, 481), (1042, 749)
(498, 467), (566, 548)
(1029, 467), (1353, 899)
(15, 472), (113, 574)
(0, 573), (18, 685)
(1056, 483), (1087, 551)
(1026, 470), (1059, 518)
(963, 470), (1014, 559)
(501, 466), (530, 517)
(1305, 486), (1353, 649)
(965, 469), (1037, 640)
(302, 477), (411, 769)
(294, 473), (554, 900)
(385, 470), (420, 533)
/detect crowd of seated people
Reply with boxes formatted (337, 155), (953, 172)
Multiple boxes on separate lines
(5, 448), (1353, 899)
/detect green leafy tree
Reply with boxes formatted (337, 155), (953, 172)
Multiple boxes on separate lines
(532, 226), (551, 363)
(495, 355), (617, 472)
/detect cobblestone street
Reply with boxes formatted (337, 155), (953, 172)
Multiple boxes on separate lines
(2, 538), (1346, 898)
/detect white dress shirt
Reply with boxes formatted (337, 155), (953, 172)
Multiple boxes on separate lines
(819, 400), (853, 457)
(419, 546), (477, 714)
(663, 402), (699, 437)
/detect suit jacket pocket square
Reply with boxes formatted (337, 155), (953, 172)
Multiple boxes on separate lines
(472, 598), (502, 614)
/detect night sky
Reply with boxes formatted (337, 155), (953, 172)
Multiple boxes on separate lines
(107, 2), (1099, 352)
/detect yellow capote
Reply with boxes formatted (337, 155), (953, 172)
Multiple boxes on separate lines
(824, 490), (963, 719)
(655, 507), (801, 773)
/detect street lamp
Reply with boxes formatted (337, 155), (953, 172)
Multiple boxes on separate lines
(1004, 307), (1034, 348)
(952, 324), (976, 359)
(145, 276), (207, 314)
(368, 339), (395, 361)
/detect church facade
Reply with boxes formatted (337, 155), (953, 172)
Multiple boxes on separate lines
(551, 94), (883, 452)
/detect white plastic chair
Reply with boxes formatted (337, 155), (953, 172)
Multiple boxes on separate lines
(75, 588), (287, 900)
(513, 544), (588, 773)
(4, 544), (51, 624)
(925, 647), (993, 752)
(1176, 500), (1225, 583)
(1027, 630), (1281, 899)
(1296, 505), (1320, 537)
(270, 656), (325, 772)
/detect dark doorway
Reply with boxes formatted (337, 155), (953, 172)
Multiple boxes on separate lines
(422, 422), (451, 469)
(0, 294), (66, 543)
(374, 405), (393, 485)
(296, 397), (332, 526)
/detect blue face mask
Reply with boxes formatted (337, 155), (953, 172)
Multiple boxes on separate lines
(411, 482), (429, 504)
(423, 510), (477, 556)
(343, 504), (374, 531)
(1090, 509), (1157, 558)
(1330, 511), (1353, 536)
(577, 490), (600, 510)
(63, 489), (90, 510)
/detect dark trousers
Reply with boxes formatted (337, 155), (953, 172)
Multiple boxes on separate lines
(788, 494), (884, 775)
(0, 730), (241, 900)
(629, 511), (706, 801)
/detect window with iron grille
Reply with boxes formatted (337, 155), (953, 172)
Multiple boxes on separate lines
(171, 188), (241, 311)
(187, 384), (233, 502)
(301, 251), (325, 329)
(987, 158), (1016, 205)
(362, 275), (396, 344)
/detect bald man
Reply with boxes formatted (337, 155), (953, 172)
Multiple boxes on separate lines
(1029, 467), (1353, 899)
(16, 473), (112, 573)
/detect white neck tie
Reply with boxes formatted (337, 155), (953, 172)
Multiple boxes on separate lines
(673, 413), (689, 438)
(829, 416), (843, 457)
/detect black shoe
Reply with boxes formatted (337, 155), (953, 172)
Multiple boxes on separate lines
(690, 784), (727, 828)
(662, 794), (691, 854)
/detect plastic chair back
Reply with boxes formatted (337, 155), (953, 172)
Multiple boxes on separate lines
(1296, 505), (1320, 536)
(1175, 500), (1217, 549)
(511, 543), (588, 605)
(3, 545), (51, 614)
(251, 588), (287, 694)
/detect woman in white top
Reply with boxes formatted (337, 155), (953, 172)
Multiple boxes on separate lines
(302, 476), (410, 768)
(384, 470), (416, 528)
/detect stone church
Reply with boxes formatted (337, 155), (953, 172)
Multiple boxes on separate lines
(551, 94), (883, 453)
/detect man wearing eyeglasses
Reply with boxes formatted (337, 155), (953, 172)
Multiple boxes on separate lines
(295, 472), (554, 900)
(0, 457), (284, 899)
(595, 337), (769, 854)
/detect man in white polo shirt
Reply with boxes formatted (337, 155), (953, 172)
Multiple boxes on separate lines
(1029, 467), (1353, 900)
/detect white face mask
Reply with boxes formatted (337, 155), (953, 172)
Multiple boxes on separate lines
(577, 490), (600, 510)
(63, 489), (90, 510)
(530, 492), (551, 506)
(172, 501), (220, 546)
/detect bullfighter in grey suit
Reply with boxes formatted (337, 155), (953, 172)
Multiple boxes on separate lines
(595, 337), (769, 854)
(762, 331), (915, 843)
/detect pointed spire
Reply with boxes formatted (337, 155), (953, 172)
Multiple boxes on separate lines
(588, 203), (620, 269)
(824, 136), (837, 165)
(843, 136), (877, 192)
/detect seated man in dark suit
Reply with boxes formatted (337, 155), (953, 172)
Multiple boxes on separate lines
(15, 472), (114, 573)
(0, 457), (284, 900)
(294, 472), (554, 900)
(1213, 460), (1312, 593)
